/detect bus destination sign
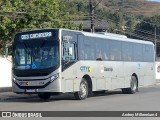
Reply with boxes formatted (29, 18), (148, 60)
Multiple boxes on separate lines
(21, 32), (52, 40)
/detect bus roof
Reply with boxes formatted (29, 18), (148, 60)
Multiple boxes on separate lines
(82, 31), (154, 45)
(59, 28), (154, 45)
(15, 28), (154, 46)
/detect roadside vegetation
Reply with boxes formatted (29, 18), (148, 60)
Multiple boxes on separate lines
(0, 0), (160, 55)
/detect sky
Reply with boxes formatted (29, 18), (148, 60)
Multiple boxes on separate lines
(147, 0), (160, 2)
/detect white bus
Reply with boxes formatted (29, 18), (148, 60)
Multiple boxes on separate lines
(12, 28), (155, 100)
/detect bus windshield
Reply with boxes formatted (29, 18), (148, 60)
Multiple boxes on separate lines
(13, 39), (59, 70)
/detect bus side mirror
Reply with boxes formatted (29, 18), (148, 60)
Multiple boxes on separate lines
(63, 47), (72, 61)
(62, 42), (75, 62)
(5, 46), (8, 58)
(69, 47), (73, 56)
(5, 43), (12, 62)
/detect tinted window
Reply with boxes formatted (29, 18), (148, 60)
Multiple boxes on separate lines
(96, 39), (109, 60)
(13, 40), (59, 70)
(83, 37), (95, 60)
(110, 40), (122, 61)
(133, 43), (143, 62)
(62, 31), (77, 42)
(143, 44), (154, 62)
(78, 35), (84, 60)
(122, 42), (133, 61)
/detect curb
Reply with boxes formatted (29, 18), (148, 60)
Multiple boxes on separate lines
(0, 87), (12, 92)
(155, 83), (160, 85)
(155, 80), (160, 85)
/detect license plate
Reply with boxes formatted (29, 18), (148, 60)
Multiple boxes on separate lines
(25, 89), (36, 92)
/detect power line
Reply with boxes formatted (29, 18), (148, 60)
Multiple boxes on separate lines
(143, 21), (160, 28)
(95, 15), (160, 39)
(132, 28), (160, 38)
(93, 0), (103, 10)
(121, 30), (160, 43)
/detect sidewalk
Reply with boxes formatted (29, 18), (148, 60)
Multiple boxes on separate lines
(156, 79), (160, 85)
(0, 87), (12, 92)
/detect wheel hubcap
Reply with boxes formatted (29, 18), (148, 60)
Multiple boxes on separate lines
(131, 80), (137, 91)
(80, 82), (87, 98)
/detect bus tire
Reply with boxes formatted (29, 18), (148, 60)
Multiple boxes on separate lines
(74, 78), (88, 100)
(38, 93), (51, 100)
(122, 76), (138, 94)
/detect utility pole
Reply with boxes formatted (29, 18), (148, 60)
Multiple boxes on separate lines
(155, 26), (157, 61)
(89, 0), (94, 32)
(89, 0), (103, 32)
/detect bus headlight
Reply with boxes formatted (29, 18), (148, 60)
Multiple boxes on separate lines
(13, 77), (16, 82)
(50, 73), (59, 82)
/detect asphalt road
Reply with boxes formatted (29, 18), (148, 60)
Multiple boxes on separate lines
(0, 84), (160, 120)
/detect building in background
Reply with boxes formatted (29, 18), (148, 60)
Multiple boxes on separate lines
(74, 20), (108, 32)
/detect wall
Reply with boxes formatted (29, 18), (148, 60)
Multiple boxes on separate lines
(0, 57), (12, 87)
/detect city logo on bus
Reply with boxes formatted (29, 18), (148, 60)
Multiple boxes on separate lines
(26, 82), (31, 86)
(80, 66), (93, 72)
(19, 82), (31, 86)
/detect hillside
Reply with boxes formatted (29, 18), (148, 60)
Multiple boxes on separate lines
(100, 0), (160, 17)
(65, 0), (160, 33)
(70, 0), (160, 17)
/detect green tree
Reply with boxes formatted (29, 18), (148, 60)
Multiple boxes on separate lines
(136, 15), (160, 32)
(0, 0), (78, 54)
(126, 16), (135, 29)
(135, 15), (160, 56)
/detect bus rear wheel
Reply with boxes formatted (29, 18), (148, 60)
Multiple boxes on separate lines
(38, 93), (51, 100)
(122, 76), (138, 94)
(74, 78), (88, 100)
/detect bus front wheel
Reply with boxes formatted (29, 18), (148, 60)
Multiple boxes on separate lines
(122, 76), (138, 94)
(38, 93), (51, 100)
(74, 78), (88, 100)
